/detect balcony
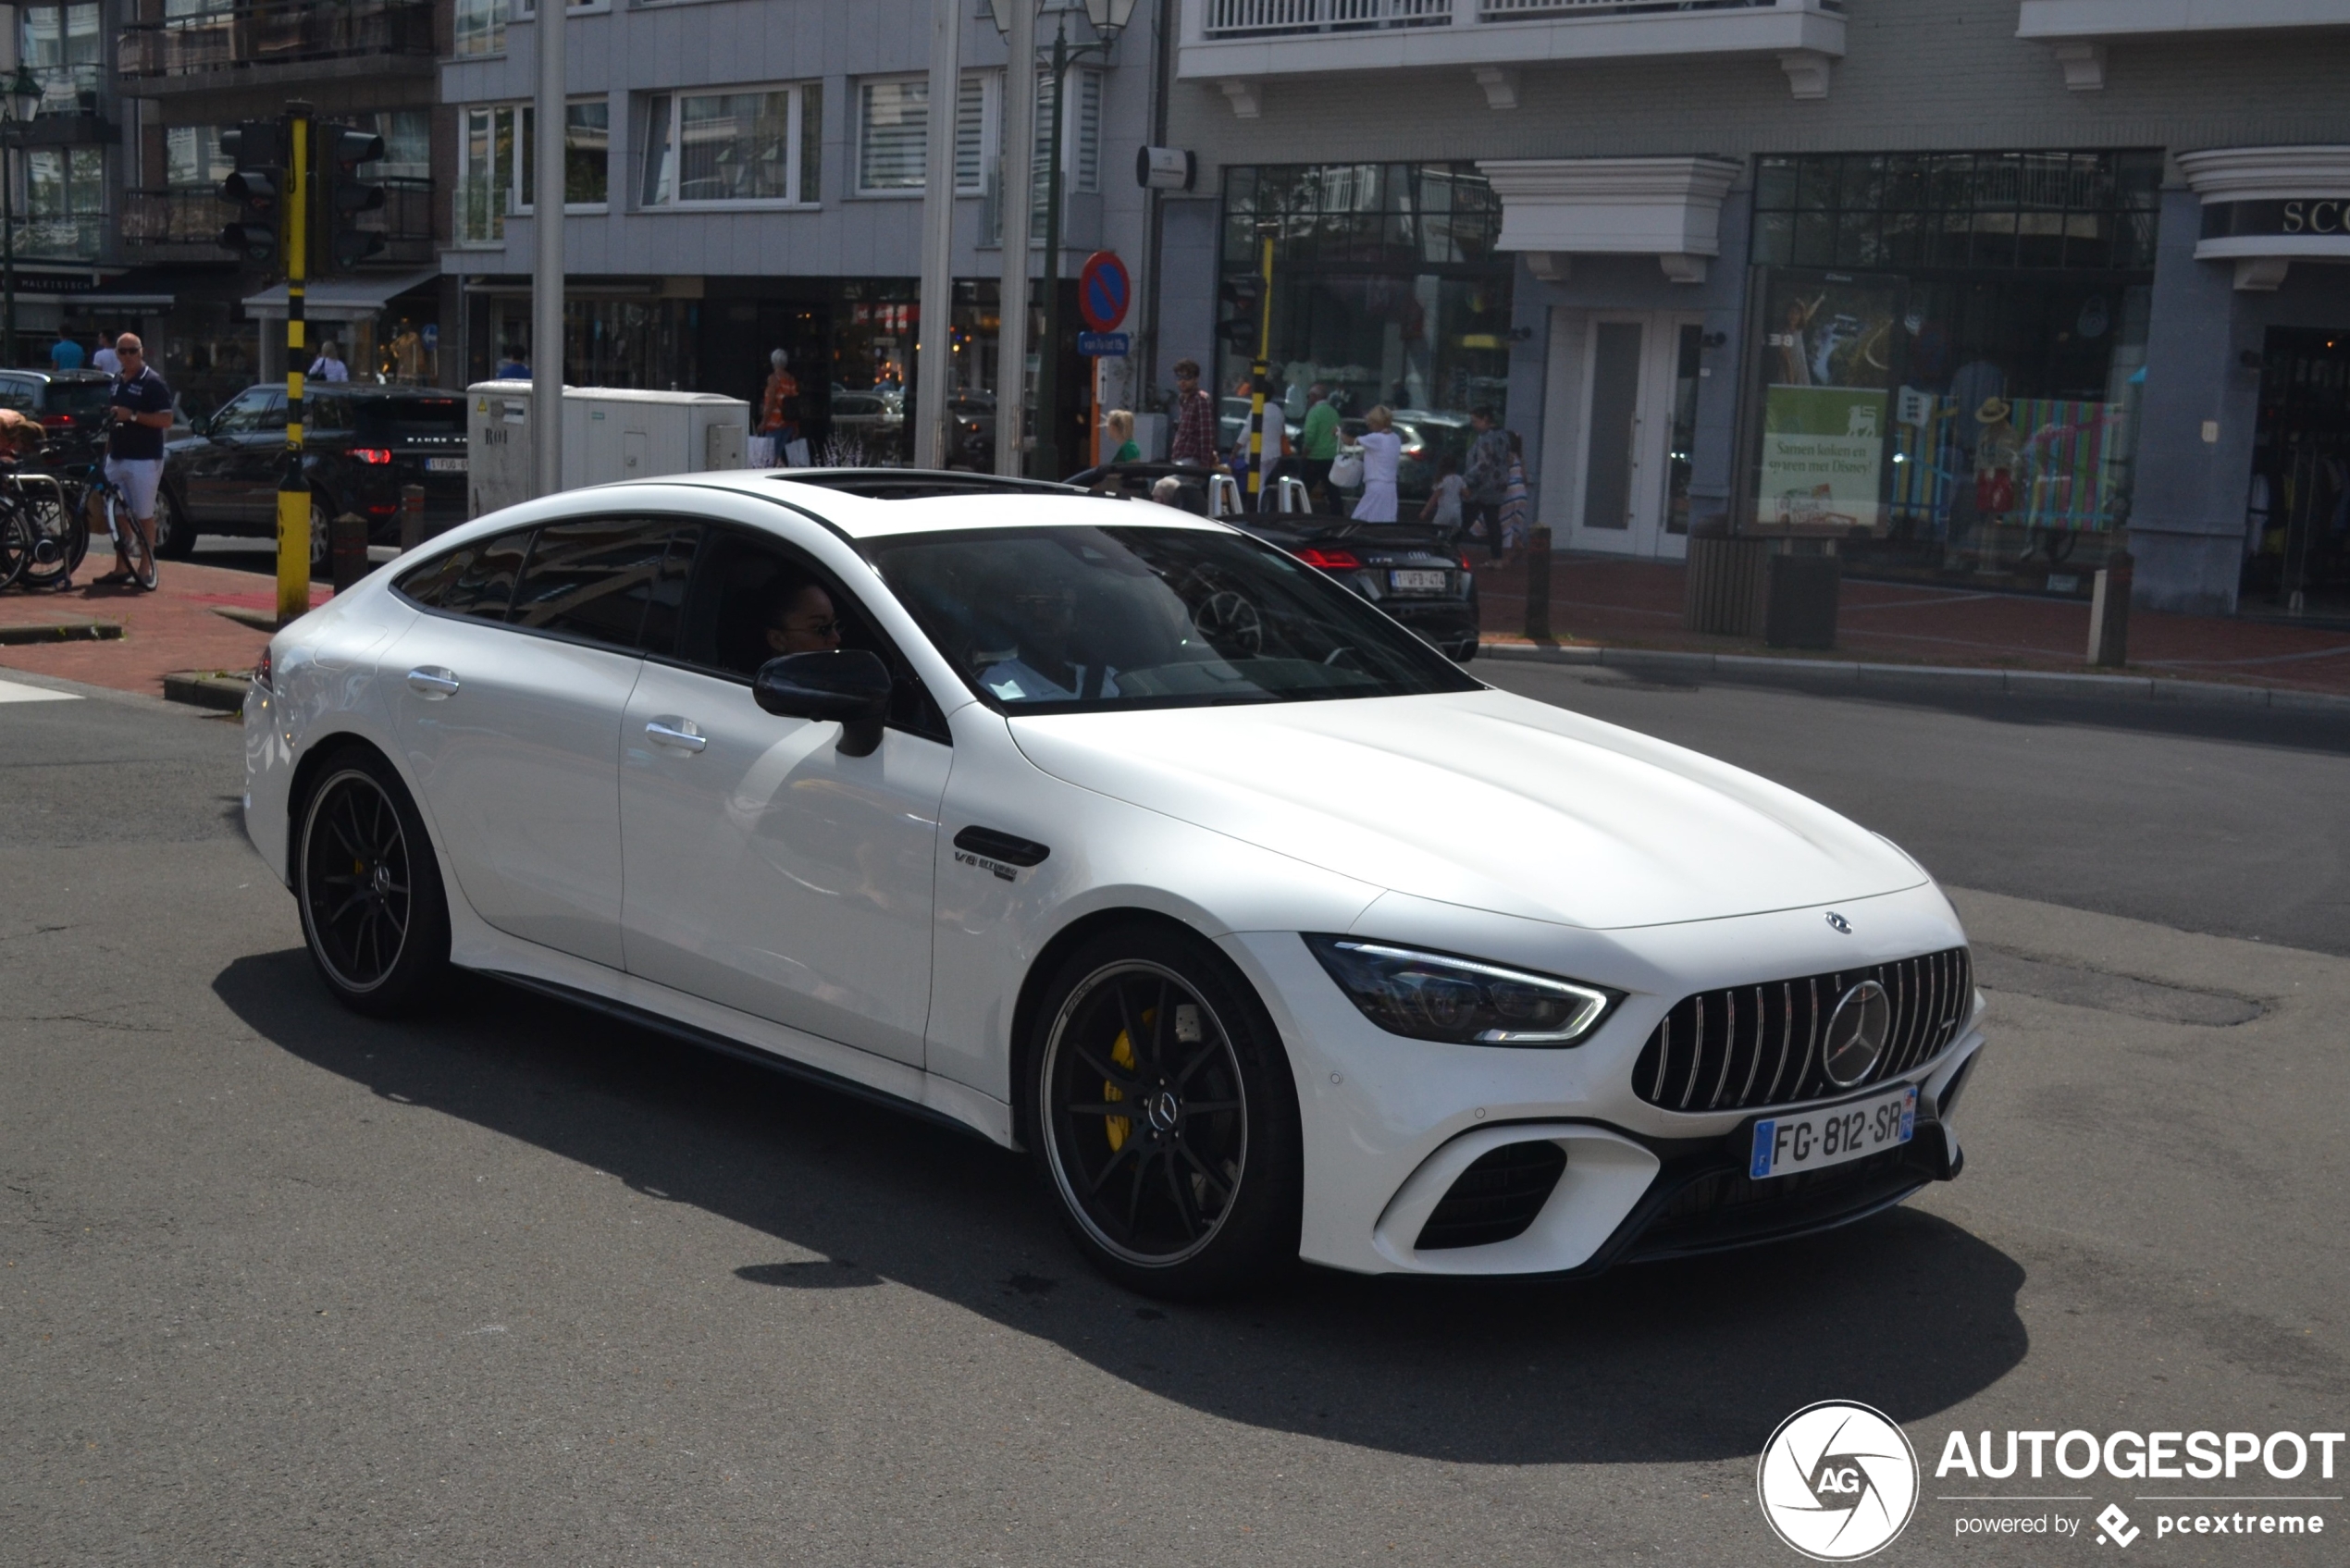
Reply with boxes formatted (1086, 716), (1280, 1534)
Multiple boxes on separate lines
(118, 0), (437, 96)
(5, 216), (108, 265)
(1181, 0), (1848, 106)
(2019, 1), (2350, 41)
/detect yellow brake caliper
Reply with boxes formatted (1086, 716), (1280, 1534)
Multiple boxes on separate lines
(1103, 1010), (1151, 1152)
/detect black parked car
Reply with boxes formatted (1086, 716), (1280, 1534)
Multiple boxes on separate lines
(158, 384), (469, 561)
(1066, 460), (1480, 662)
(0, 369), (123, 440)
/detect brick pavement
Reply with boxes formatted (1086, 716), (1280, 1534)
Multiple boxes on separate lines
(1474, 553), (2350, 698)
(0, 559), (328, 698)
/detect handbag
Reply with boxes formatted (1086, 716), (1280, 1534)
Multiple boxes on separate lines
(1329, 446), (1365, 488)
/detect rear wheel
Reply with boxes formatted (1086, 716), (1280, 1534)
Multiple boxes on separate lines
(1027, 924), (1302, 1299)
(153, 488), (198, 560)
(13, 487), (85, 589)
(295, 748), (451, 1016)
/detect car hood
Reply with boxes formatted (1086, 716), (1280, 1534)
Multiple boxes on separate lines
(1007, 687), (1925, 931)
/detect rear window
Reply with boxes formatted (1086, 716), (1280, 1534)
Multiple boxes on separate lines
(393, 530), (530, 620)
(354, 396), (467, 442)
(508, 519), (692, 652)
(45, 379), (116, 418)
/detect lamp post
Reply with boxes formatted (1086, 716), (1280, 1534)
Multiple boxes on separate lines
(1, 67), (43, 370)
(991, 0), (1132, 481)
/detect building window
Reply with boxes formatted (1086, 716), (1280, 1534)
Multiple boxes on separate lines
(857, 76), (928, 194)
(19, 3), (100, 114)
(164, 125), (232, 191)
(27, 145), (104, 216)
(518, 100), (612, 209)
(362, 109), (433, 181)
(453, 0), (506, 56)
(641, 84), (815, 207)
(456, 105), (517, 245)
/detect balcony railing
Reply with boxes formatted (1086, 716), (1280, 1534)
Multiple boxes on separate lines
(125, 177), (433, 261)
(118, 0), (435, 81)
(365, 176), (438, 263)
(6, 216), (107, 263)
(1200, 0), (1813, 36)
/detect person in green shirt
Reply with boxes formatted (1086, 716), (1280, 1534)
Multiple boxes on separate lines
(1297, 383), (1341, 512)
(1105, 408), (1142, 464)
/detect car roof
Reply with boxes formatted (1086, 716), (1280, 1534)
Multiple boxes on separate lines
(623, 468), (1235, 540)
(0, 368), (110, 385)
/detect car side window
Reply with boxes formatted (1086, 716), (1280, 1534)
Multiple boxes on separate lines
(209, 389), (274, 435)
(670, 526), (948, 742)
(393, 529), (532, 620)
(508, 518), (696, 652)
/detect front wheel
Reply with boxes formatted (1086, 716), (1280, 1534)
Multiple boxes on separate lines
(295, 748), (452, 1016)
(154, 488), (198, 560)
(115, 494), (157, 591)
(1027, 925), (1302, 1299)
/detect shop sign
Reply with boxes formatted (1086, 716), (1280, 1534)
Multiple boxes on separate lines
(2202, 199), (2350, 240)
(1759, 386), (1888, 531)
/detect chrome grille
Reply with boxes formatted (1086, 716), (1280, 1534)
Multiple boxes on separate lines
(1631, 947), (1973, 1113)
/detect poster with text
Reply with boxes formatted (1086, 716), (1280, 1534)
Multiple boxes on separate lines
(1752, 270), (1902, 534)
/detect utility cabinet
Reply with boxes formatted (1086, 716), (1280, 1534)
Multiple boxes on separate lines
(465, 381), (751, 518)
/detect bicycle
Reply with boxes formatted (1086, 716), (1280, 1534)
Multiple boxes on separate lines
(0, 461), (84, 593)
(75, 464), (155, 592)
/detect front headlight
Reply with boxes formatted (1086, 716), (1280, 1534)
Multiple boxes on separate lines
(1304, 935), (1620, 1047)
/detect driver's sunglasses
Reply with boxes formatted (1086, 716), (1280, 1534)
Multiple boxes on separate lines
(784, 616), (842, 636)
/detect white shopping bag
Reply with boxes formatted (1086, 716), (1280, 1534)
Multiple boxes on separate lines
(747, 434), (777, 468)
(785, 438), (810, 468)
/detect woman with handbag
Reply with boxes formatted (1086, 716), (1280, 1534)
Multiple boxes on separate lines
(1349, 406), (1403, 523)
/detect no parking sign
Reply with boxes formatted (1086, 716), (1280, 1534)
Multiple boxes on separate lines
(1078, 252), (1130, 335)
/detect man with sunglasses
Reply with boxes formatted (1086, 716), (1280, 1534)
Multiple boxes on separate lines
(99, 332), (174, 589)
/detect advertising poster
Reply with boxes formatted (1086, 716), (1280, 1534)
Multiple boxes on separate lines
(1754, 271), (1904, 534)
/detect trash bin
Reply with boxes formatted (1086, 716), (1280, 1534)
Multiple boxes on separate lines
(1684, 530), (1771, 636)
(1764, 552), (1840, 649)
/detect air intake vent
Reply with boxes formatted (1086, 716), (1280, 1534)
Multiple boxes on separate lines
(1415, 1141), (1568, 1251)
(1631, 947), (1973, 1114)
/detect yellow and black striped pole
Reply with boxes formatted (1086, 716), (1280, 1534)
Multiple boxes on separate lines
(1245, 225), (1274, 509)
(276, 102), (313, 626)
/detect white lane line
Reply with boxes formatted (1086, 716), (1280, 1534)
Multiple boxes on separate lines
(0, 677), (80, 704)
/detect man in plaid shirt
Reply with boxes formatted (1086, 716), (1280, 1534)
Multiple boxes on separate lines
(1168, 358), (1218, 466)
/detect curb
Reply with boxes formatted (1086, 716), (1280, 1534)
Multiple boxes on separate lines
(1478, 640), (2350, 713)
(209, 605), (284, 633)
(161, 670), (250, 713)
(0, 621), (123, 646)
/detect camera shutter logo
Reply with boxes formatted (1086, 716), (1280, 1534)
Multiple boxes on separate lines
(1756, 1401), (1919, 1561)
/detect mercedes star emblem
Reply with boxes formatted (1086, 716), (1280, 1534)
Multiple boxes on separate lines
(1821, 980), (1892, 1088)
(1824, 911), (1852, 934)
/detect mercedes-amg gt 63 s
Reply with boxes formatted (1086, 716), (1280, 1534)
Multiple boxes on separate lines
(244, 469), (1984, 1297)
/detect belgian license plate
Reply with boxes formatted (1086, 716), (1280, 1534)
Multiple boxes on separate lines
(1750, 1085), (1915, 1179)
(1389, 568), (1447, 593)
(426, 457), (467, 473)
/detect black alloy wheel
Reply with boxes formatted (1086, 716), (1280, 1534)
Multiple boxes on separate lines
(295, 749), (451, 1016)
(1030, 926), (1302, 1298)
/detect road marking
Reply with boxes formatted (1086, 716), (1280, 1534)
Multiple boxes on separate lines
(0, 677), (79, 704)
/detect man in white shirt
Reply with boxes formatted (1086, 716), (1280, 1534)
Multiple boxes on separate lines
(91, 330), (120, 376)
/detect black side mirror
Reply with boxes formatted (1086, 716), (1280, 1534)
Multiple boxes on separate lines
(753, 649), (892, 758)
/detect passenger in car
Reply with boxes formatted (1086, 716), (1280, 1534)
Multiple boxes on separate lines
(763, 576), (845, 658)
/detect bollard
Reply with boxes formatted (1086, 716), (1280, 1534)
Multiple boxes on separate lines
(2087, 550), (2133, 667)
(399, 483), (426, 551)
(329, 512), (369, 595)
(1524, 525), (1552, 642)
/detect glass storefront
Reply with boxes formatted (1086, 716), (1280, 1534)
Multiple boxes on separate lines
(1219, 163), (1514, 502)
(1745, 150), (2161, 591)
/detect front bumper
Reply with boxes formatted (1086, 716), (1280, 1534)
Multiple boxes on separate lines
(1222, 879), (1984, 1277)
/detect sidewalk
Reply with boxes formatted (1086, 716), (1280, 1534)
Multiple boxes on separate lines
(1472, 553), (2350, 699)
(0, 559), (328, 698)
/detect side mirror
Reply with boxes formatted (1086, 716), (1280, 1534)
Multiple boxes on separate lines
(753, 649), (892, 758)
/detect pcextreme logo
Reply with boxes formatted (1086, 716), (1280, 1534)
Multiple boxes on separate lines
(1758, 1401), (1922, 1561)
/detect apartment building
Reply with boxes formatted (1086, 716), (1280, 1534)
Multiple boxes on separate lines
(440, 0), (1163, 465)
(1155, 0), (2350, 617)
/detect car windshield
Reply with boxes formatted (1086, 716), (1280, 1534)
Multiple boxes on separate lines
(864, 524), (1480, 713)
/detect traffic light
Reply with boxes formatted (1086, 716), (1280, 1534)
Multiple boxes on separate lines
(1218, 276), (1263, 347)
(216, 119), (285, 264)
(321, 123), (387, 270)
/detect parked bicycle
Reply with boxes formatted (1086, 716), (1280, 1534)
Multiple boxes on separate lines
(0, 459), (84, 593)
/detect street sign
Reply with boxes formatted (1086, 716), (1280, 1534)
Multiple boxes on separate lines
(1078, 332), (1130, 358)
(1078, 252), (1130, 334)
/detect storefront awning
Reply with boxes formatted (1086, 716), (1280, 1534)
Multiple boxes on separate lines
(2176, 145), (2350, 291)
(241, 268), (440, 324)
(1477, 156), (1744, 285)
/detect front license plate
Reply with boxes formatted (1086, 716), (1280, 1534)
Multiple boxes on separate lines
(426, 457), (468, 473)
(1749, 1085), (1915, 1179)
(1389, 568), (1447, 593)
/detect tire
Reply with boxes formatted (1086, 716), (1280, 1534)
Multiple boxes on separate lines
(293, 747), (452, 1017)
(154, 488), (198, 560)
(307, 497), (331, 573)
(1025, 923), (1303, 1299)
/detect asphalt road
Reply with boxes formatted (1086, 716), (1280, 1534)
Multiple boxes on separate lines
(3, 670), (2344, 1566)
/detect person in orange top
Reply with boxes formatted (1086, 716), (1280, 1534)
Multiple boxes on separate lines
(760, 348), (800, 455)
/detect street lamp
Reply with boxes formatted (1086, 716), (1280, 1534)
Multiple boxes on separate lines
(2, 65), (43, 370)
(990, 0), (1133, 480)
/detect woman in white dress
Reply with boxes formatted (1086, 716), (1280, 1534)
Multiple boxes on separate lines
(1350, 405), (1403, 523)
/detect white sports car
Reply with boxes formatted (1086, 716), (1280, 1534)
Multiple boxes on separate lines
(242, 470), (1985, 1297)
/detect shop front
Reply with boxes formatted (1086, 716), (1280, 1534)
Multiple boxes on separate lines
(1738, 150), (2164, 597)
(1217, 163), (1515, 508)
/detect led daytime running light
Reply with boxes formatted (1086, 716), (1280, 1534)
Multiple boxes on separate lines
(1305, 935), (1618, 1048)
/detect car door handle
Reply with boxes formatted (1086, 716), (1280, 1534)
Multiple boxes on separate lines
(645, 719), (707, 753)
(405, 666), (460, 698)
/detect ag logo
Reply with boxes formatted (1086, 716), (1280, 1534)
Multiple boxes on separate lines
(1757, 1401), (1919, 1561)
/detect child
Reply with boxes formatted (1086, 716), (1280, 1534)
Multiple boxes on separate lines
(1421, 453), (1466, 535)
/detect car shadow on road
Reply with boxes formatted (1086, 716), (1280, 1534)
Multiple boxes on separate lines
(216, 947), (2029, 1467)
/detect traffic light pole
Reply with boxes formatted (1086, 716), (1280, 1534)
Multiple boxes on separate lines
(277, 103), (312, 626)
